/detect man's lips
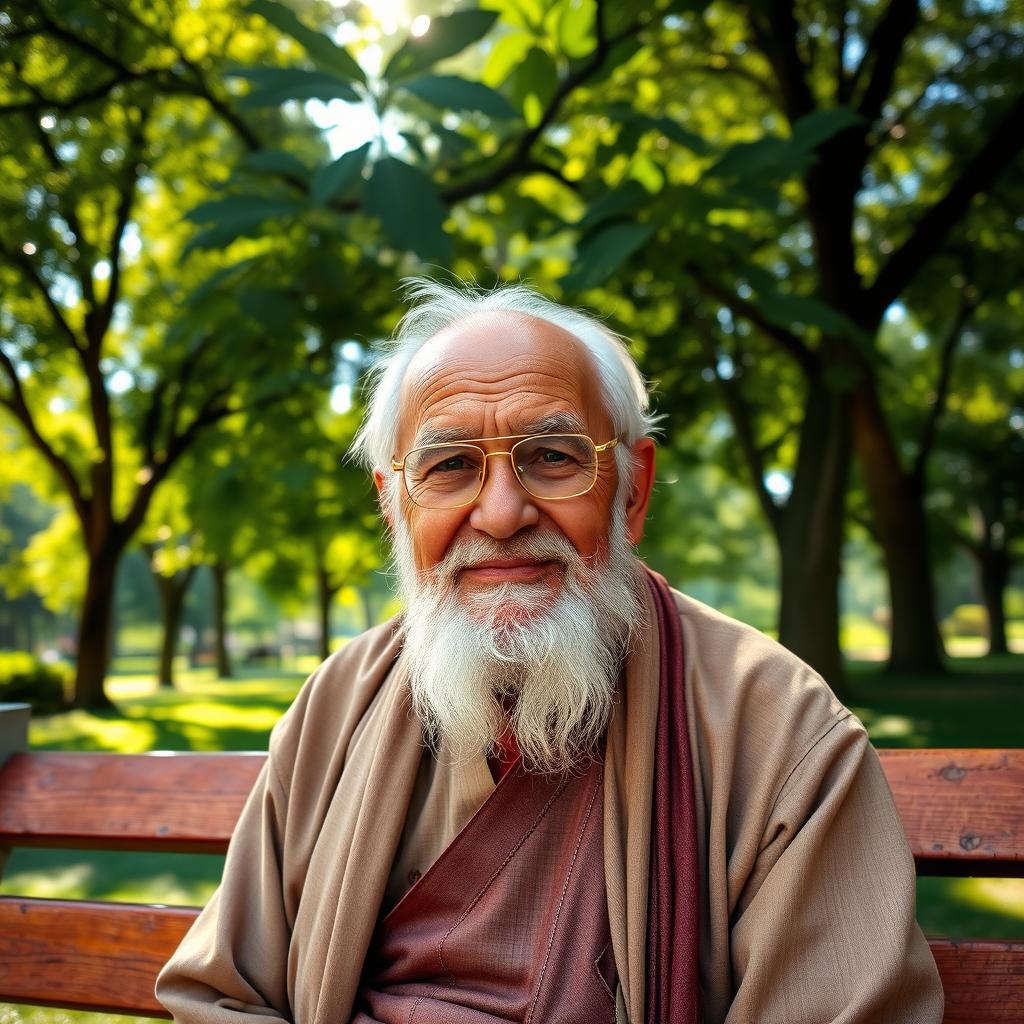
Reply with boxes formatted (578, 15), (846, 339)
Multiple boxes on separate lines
(458, 559), (561, 584)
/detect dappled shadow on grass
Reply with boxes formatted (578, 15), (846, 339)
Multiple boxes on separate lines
(918, 876), (1024, 940)
(30, 671), (305, 752)
(846, 652), (1024, 749)
(0, 848), (223, 906)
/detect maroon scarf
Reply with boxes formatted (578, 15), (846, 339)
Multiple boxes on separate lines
(644, 568), (700, 1024)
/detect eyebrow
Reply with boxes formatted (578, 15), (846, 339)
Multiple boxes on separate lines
(412, 412), (588, 449)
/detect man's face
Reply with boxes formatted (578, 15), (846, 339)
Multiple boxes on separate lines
(389, 311), (624, 608)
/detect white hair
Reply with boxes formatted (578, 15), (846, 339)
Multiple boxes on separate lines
(350, 278), (659, 488)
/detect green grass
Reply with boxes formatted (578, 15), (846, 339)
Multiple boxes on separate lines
(2, 655), (1023, 1023)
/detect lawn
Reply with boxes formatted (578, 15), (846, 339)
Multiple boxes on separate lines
(1, 652), (1022, 1023)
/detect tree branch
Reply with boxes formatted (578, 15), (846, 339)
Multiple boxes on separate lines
(441, 7), (648, 203)
(694, 320), (783, 537)
(911, 297), (974, 484)
(865, 91), (1024, 320)
(0, 344), (89, 529)
(745, 1), (816, 124)
(851, 0), (921, 126)
(685, 262), (819, 376)
(0, 239), (83, 353)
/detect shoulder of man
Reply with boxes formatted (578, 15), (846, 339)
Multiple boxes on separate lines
(266, 615), (405, 784)
(667, 586), (865, 809)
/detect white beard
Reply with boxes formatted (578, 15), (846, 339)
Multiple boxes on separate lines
(392, 502), (644, 775)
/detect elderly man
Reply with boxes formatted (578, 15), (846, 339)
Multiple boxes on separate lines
(157, 281), (943, 1023)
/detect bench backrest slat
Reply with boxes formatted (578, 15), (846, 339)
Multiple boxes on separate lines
(1, 896), (1019, 1021)
(0, 751), (265, 853)
(1, 746), (1022, 1019)
(880, 748), (1024, 876)
(1, 748), (1021, 872)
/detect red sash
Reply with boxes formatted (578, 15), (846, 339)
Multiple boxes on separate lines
(645, 568), (700, 1024)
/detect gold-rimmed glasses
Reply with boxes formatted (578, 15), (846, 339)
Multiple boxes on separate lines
(391, 433), (620, 510)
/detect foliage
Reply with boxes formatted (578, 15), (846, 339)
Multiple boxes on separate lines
(0, 650), (69, 714)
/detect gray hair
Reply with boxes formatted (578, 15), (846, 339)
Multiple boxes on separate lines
(350, 278), (658, 487)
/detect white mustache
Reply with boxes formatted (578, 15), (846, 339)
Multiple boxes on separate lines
(425, 533), (590, 589)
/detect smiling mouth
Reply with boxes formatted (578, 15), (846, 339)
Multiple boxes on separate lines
(459, 559), (560, 584)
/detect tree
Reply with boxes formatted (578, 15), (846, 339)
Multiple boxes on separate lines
(0, 0), (358, 705)
(540, 2), (1023, 680)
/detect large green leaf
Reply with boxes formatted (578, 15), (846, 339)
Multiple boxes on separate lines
(384, 9), (499, 83)
(239, 150), (310, 181)
(364, 158), (451, 262)
(605, 103), (709, 154)
(397, 74), (518, 119)
(790, 107), (863, 151)
(574, 181), (649, 233)
(228, 67), (360, 108)
(563, 220), (655, 291)
(709, 107), (862, 181)
(245, 0), (365, 84)
(183, 196), (305, 255)
(310, 143), (370, 206)
(557, 0), (596, 58)
(508, 46), (558, 126)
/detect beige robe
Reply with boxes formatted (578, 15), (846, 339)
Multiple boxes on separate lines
(156, 582), (943, 1024)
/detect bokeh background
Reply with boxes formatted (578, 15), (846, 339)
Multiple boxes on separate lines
(0, 0), (1022, 1020)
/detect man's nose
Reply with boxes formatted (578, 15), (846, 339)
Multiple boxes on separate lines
(468, 454), (539, 539)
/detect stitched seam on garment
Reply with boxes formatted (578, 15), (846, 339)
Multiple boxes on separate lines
(435, 780), (567, 975)
(524, 774), (602, 1024)
(768, 709), (854, 818)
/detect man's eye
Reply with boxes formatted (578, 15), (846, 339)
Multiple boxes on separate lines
(430, 457), (468, 473)
(539, 449), (570, 463)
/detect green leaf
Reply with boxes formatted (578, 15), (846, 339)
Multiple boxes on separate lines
(245, 0), (365, 84)
(508, 47), (558, 126)
(482, 31), (532, 87)
(557, 0), (596, 58)
(240, 150), (310, 180)
(605, 104), (709, 154)
(183, 196), (305, 255)
(397, 74), (518, 119)
(574, 182), (649, 233)
(310, 142), (370, 205)
(364, 158), (451, 262)
(228, 67), (361, 107)
(563, 220), (655, 291)
(790, 107), (863, 151)
(709, 107), (862, 182)
(384, 9), (499, 82)
(186, 258), (260, 306)
(432, 123), (476, 160)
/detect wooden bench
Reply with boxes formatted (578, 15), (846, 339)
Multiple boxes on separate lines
(0, 702), (1022, 1022)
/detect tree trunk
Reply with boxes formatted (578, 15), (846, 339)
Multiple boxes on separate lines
(316, 564), (337, 663)
(212, 560), (233, 678)
(72, 549), (120, 710)
(853, 380), (946, 674)
(154, 567), (195, 689)
(776, 377), (853, 694)
(976, 547), (1010, 656)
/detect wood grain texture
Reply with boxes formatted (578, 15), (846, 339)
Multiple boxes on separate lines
(0, 896), (196, 1015)
(0, 751), (265, 853)
(932, 938), (1024, 1023)
(878, 749), (1024, 876)
(4, 748), (1022, 871)
(0, 901), (1021, 1021)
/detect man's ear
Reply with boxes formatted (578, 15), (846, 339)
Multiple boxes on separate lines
(624, 439), (656, 546)
(373, 470), (394, 529)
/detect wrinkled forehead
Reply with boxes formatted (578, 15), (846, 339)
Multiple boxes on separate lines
(397, 311), (610, 449)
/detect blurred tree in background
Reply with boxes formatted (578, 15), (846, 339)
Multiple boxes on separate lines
(1, 0), (1022, 706)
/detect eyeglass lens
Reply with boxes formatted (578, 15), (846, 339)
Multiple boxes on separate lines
(404, 434), (600, 509)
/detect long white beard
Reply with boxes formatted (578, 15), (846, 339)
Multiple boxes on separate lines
(392, 503), (644, 775)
